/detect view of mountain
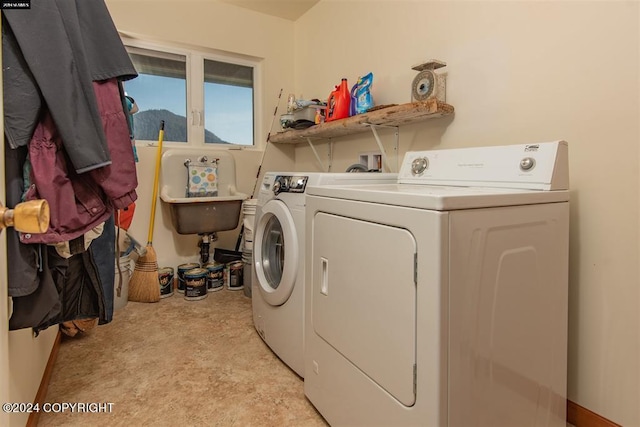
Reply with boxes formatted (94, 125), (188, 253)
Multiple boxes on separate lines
(132, 109), (228, 143)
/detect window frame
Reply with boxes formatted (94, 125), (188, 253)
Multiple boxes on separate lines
(120, 35), (262, 148)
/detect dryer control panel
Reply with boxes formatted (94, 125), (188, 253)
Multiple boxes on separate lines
(273, 175), (308, 195)
(398, 140), (569, 191)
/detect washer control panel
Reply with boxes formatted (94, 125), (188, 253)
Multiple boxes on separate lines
(273, 175), (308, 195)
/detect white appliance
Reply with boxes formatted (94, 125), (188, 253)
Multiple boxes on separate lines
(252, 172), (397, 378)
(304, 141), (570, 426)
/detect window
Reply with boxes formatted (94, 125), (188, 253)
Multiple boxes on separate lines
(122, 39), (257, 146)
(204, 59), (254, 145)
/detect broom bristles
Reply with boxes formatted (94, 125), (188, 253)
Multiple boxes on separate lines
(128, 245), (160, 303)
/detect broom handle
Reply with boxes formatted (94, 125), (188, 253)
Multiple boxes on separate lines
(147, 120), (165, 245)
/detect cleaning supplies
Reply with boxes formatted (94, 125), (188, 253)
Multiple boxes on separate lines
(354, 72), (374, 114)
(348, 73), (375, 117)
(350, 81), (359, 117)
(326, 78), (351, 122)
(128, 120), (164, 303)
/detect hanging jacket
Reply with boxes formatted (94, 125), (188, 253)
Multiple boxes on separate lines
(9, 216), (116, 333)
(5, 140), (117, 331)
(21, 79), (138, 245)
(88, 79), (139, 210)
(2, 0), (137, 173)
(4, 0), (137, 330)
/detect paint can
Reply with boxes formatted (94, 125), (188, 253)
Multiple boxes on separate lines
(204, 261), (224, 292)
(184, 267), (208, 301)
(158, 267), (174, 298)
(177, 262), (200, 293)
(227, 260), (244, 291)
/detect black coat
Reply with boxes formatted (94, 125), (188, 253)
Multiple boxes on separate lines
(2, 0), (137, 173)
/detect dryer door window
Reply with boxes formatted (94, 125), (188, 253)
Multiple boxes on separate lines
(254, 199), (298, 306)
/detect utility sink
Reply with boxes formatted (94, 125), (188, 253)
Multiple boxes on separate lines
(159, 148), (248, 235)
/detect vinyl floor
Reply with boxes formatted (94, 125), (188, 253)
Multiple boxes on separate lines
(37, 288), (327, 427)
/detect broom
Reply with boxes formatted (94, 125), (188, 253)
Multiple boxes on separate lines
(128, 120), (164, 303)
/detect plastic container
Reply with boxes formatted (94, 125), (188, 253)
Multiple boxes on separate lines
(326, 78), (351, 122)
(243, 261), (252, 298)
(355, 72), (374, 114)
(293, 106), (317, 123)
(114, 255), (132, 310)
(242, 199), (258, 251)
(350, 81), (359, 116)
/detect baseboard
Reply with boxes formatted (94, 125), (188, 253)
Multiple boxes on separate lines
(26, 330), (62, 427)
(567, 399), (622, 427)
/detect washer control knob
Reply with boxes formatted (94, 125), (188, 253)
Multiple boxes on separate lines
(520, 157), (536, 171)
(411, 157), (429, 176)
(273, 180), (282, 195)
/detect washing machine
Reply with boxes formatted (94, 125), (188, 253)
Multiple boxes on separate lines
(304, 141), (570, 426)
(252, 171), (397, 378)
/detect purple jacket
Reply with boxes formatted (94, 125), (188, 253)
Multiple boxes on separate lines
(21, 78), (138, 244)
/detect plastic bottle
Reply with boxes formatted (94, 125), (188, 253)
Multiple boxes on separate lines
(326, 78), (351, 122)
(350, 81), (359, 116)
(287, 93), (296, 114)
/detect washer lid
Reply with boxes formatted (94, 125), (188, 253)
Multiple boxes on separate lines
(306, 183), (569, 210)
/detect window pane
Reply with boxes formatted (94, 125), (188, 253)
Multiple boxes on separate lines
(125, 49), (188, 142)
(204, 59), (254, 145)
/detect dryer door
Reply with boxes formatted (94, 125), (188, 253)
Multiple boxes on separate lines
(254, 199), (299, 306)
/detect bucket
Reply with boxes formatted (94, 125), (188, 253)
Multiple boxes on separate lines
(114, 254), (132, 310)
(242, 199), (257, 251)
(242, 247), (252, 298)
(243, 261), (252, 298)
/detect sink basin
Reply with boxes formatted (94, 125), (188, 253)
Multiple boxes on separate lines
(159, 148), (248, 235)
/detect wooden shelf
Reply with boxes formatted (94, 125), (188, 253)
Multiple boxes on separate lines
(269, 98), (454, 144)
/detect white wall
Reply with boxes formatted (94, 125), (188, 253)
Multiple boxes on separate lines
(1, 22), (10, 424)
(294, 1), (640, 425)
(105, 0), (296, 268)
(8, 328), (57, 427)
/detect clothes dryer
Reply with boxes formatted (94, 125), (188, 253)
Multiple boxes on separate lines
(304, 141), (570, 426)
(252, 172), (397, 378)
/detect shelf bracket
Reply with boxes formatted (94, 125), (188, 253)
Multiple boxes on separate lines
(305, 137), (328, 172)
(363, 123), (399, 173)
